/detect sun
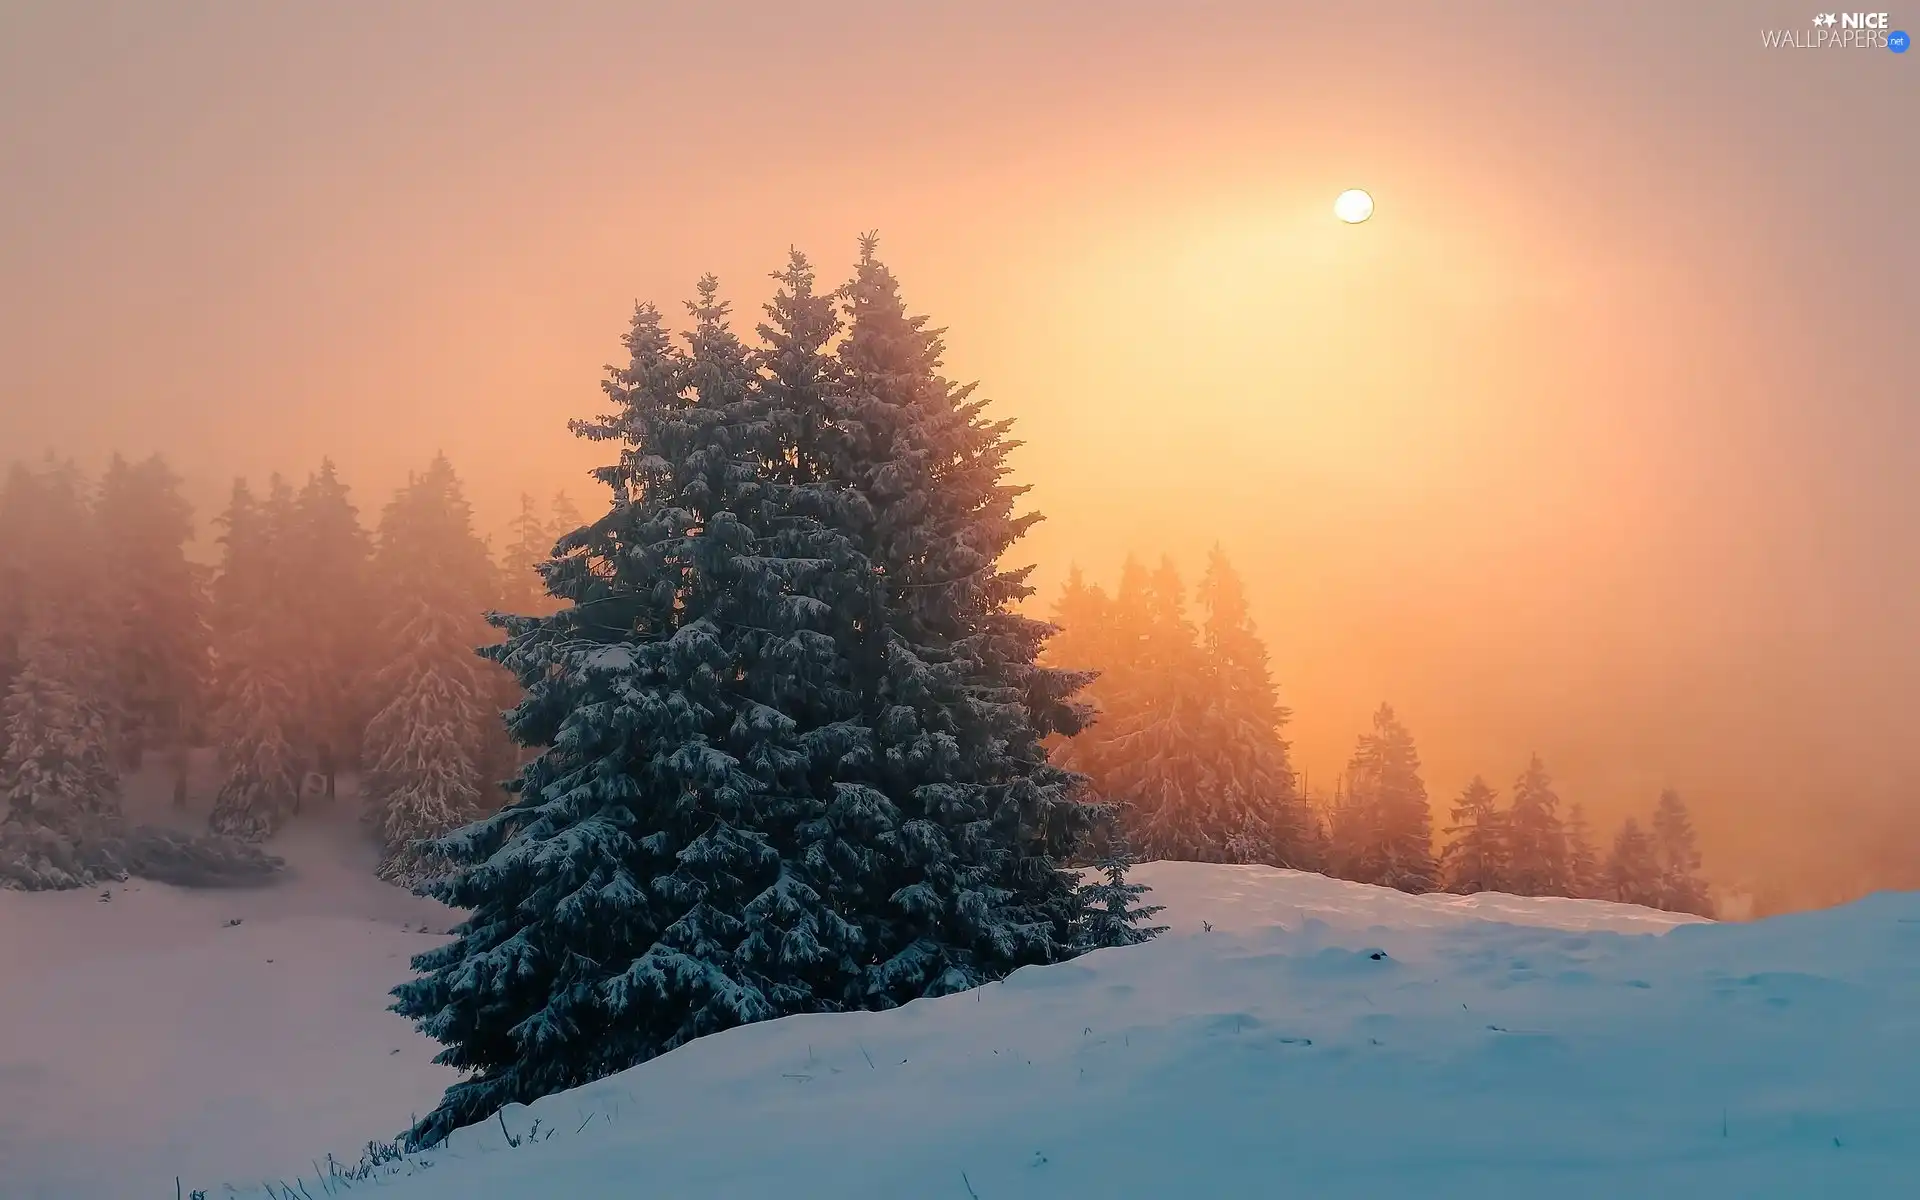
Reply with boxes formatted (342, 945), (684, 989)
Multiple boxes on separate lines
(1334, 188), (1375, 224)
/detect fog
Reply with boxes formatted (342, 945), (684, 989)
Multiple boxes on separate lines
(2, 0), (1913, 909)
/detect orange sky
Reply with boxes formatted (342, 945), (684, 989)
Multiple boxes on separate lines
(1, 1), (1914, 899)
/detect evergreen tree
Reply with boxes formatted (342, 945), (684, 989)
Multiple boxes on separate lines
(1604, 816), (1662, 908)
(1505, 753), (1569, 897)
(395, 253), (1115, 1145)
(1039, 566), (1126, 864)
(826, 237), (1107, 965)
(95, 454), (208, 789)
(1101, 559), (1219, 860)
(395, 283), (855, 1142)
(1337, 704), (1436, 892)
(0, 465), (40, 765)
(1440, 775), (1507, 894)
(361, 456), (504, 882)
(1565, 801), (1600, 899)
(498, 492), (550, 615)
(547, 490), (584, 545)
(2, 625), (121, 836)
(1043, 560), (1137, 797)
(1, 460), (120, 751)
(1194, 546), (1315, 868)
(1650, 789), (1713, 917)
(1079, 850), (1167, 947)
(206, 480), (303, 841)
(288, 459), (374, 797)
(1323, 774), (1365, 878)
(1043, 568), (1114, 687)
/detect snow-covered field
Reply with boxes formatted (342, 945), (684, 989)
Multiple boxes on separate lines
(0, 812), (461, 1200)
(6, 823), (1919, 1199)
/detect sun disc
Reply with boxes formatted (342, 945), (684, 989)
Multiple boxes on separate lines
(1334, 188), (1374, 224)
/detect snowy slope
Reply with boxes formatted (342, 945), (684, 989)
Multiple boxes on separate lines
(12, 854), (1919, 1199)
(288, 869), (1917, 1200)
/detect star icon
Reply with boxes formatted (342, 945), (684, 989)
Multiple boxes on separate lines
(1813, 12), (1837, 25)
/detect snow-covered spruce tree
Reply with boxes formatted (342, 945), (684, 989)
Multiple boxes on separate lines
(361, 456), (505, 882)
(1079, 848), (1167, 947)
(1650, 789), (1713, 917)
(96, 454), (208, 791)
(1564, 801), (1600, 899)
(0, 464), (42, 767)
(1042, 561), (1137, 821)
(0, 459), (124, 755)
(288, 459), (375, 797)
(206, 479), (303, 840)
(1504, 753), (1569, 897)
(1440, 775), (1507, 894)
(1042, 568), (1114, 687)
(547, 490), (584, 546)
(1604, 816), (1661, 908)
(394, 283), (866, 1143)
(823, 238), (1108, 980)
(395, 256), (1117, 1144)
(1336, 704), (1436, 892)
(497, 492), (550, 616)
(1194, 546), (1318, 868)
(0, 621), (126, 889)
(2, 626), (121, 834)
(1100, 558), (1222, 860)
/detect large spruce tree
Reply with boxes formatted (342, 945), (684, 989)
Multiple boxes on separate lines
(394, 252), (1110, 1145)
(825, 238), (1099, 970)
(361, 456), (505, 881)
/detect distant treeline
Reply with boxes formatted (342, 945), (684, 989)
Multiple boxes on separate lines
(0, 446), (1716, 914)
(0, 452), (584, 883)
(1046, 553), (1715, 917)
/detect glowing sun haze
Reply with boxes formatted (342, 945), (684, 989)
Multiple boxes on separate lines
(0, 0), (1913, 902)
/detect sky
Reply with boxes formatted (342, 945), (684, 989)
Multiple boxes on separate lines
(1, 0), (1913, 903)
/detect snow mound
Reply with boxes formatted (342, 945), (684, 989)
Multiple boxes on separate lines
(1127, 860), (1709, 936)
(328, 879), (1918, 1200)
(0, 823), (285, 891)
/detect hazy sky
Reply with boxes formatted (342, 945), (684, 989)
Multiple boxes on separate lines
(2, 1), (1913, 896)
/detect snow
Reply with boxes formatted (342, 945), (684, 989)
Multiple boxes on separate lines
(0, 816), (459, 1199)
(8, 844), (1920, 1199)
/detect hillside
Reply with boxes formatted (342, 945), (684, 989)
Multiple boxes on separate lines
(38, 832), (1919, 1199)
